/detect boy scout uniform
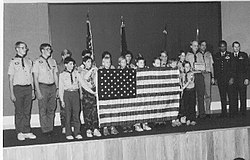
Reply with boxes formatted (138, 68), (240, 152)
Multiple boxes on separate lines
(59, 69), (81, 136)
(185, 51), (206, 118)
(33, 56), (58, 133)
(196, 51), (214, 115)
(8, 55), (33, 133)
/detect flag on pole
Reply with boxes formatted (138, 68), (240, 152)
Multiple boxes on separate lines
(162, 24), (168, 51)
(120, 16), (128, 55)
(86, 12), (94, 60)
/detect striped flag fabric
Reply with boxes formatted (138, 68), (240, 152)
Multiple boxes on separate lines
(86, 13), (94, 60)
(97, 67), (180, 127)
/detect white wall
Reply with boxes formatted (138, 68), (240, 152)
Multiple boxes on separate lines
(221, 1), (250, 55)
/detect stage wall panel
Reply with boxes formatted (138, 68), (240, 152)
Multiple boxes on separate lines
(3, 127), (250, 160)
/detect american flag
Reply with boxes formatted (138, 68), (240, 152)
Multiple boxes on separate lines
(86, 13), (94, 59)
(120, 16), (127, 54)
(97, 67), (180, 127)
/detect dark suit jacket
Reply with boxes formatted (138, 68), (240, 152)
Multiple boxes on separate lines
(233, 51), (249, 82)
(213, 51), (237, 81)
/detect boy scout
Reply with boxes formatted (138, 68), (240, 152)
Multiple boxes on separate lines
(59, 57), (82, 140)
(33, 43), (58, 136)
(8, 41), (36, 141)
(197, 40), (215, 118)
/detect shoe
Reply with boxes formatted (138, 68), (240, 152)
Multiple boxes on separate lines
(180, 116), (187, 124)
(190, 121), (196, 126)
(186, 120), (191, 126)
(86, 129), (93, 138)
(24, 133), (36, 139)
(110, 126), (119, 135)
(93, 129), (102, 137)
(17, 133), (25, 141)
(127, 126), (133, 133)
(66, 135), (74, 140)
(62, 127), (66, 134)
(123, 127), (128, 133)
(75, 134), (83, 139)
(134, 124), (143, 132)
(142, 123), (151, 131)
(103, 127), (110, 136)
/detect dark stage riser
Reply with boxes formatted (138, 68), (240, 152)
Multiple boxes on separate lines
(3, 127), (250, 160)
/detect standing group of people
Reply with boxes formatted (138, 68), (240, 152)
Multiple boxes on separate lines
(8, 39), (249, 141)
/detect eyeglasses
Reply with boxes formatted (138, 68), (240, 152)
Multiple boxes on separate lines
(44, 48), (52, 51)
(17, 47), (28, 50)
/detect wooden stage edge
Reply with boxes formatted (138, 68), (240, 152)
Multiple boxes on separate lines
(3, 126), (250, 160)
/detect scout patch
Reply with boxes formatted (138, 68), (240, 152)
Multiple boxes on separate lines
(225, 55), (230, 59)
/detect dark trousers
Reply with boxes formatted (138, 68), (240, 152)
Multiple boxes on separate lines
(183, 88), (196, 121)
(234, 78), (247, 115)
(217, 78), (236, 115)
(64, 90), (81, 136)
(82, 89), (98, 130)
(38, 83), (56, 133)
(194, 73), (205, 116)
(13, 85), (32, 133)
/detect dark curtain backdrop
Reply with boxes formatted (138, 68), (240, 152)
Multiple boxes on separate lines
(49, 2), (221, 67)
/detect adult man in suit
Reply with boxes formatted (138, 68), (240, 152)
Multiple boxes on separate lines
(213, 40), (236, 117)
(232, 41), (249, 116)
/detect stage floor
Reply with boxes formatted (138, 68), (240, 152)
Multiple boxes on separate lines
(3, 111), (250, 148)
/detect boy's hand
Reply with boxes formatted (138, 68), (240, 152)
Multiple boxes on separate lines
(61, 101), (65, 108)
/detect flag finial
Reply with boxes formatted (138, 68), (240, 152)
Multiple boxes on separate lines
(163, 24), (167, 35)
(87, 11), (90, 20)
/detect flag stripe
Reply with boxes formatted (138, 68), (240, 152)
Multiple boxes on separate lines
(137, 74), (180, 81)
(99, 111), (179, 124)
(98, 94), (180, 106)
(99, 103), (179, 114)
(99, 107), (179, 118)
(137, 86), (181, 94)
(137, 69), (179, 77)
(136, 91), (180, 98)
(136, 78), (180, 86)
(99, 98), (180, 109)
(137, 83), (180, 89)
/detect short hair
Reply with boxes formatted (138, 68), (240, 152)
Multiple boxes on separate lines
(61, 49), (72, 57)
(152, 57), (161, 64)
(136, 56), (145, 63)
(123, 50), (134, 59)
(15, 41), (27, 49)
(199, 40), (206, 45)
(234, 158), (245, 160)
(102, 51), (112, 59)
(64, 57), (75, 65)
(178, 50), (185, 56)
(82, 56), (93, 63)
(160, 50), (168, 57)
(190, 40), (198, 46)
(118, 56), (126, 64)
(39, 43), (52, 53)
(169, 58), (177, 63)
(182, 60), (191, 68)
(82, 49), (91, 57)
(232, 41), (240, 47)
(218, 40), (227, 47)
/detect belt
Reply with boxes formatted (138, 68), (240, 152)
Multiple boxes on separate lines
(14, 84), (31, 87)
(39, 83), (55, 86)
(65, 89), (79, 92)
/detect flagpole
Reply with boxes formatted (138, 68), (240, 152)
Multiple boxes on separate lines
(120, 16), (127, 55)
